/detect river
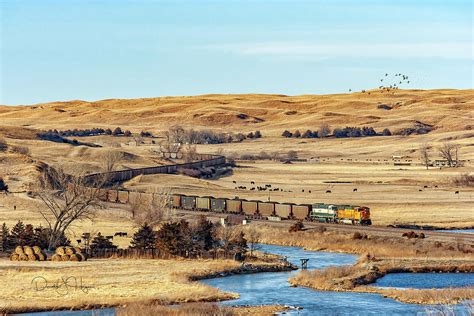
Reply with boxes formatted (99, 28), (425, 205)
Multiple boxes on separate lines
(202, 244), (473, 315)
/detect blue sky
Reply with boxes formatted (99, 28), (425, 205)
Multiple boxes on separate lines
(1, 0), (472, 105)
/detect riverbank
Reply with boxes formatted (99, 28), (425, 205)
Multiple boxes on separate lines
(239, 223), (473, 259)
(0, 255), (294, 314)
(289, 257), (474, 304)
(117, 302), (289, 315)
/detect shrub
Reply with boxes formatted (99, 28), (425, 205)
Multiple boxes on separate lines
(382, 128), (392, 136)
(91, 232), (117, 250)
(9, 145), (30, 156)
(0, 178), (8, 192)
(289, 221), (304, 232)
(254, 130), (262, 138)
(0, 137), (7, 152)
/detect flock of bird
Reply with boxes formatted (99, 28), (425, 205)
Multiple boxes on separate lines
(348, 73), (411, 94)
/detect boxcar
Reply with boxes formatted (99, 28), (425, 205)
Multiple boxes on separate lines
(242, 200), (259, 216)
(291, 204), (311, 220)
(108, 190), (119, 203)
(258, 201), (276, 217)
(275, 203), (293, 219)
(117, 190), (129, 204)
(211, 198), (226, 213)
(196, 196), (211, 211)
(171, 194), (182, 208)
(181, 195), (197, 210)
(226, 199), (242, 214)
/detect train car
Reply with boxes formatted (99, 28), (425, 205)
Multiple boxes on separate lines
(291, 204), (311, 220)
(336, 206), (371, 225)
(181, 195), (197, 210)
(310, 203), (338, 222)
(226, 199), (243, 214)
(117, 190), (129, 204)
(211, 198), (226, 213)
(196, 196), (211, 211)
(170, 194), (183, 208)
(242, 200), (259, 216)
(274, 203), (293, 219)
(108, 190), (119, 203)
(258, 201), (276, 217)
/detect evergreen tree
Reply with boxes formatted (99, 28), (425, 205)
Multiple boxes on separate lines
(24, 224), (35, 246)
(10, 220), (27, 246)
(0, 178), (8, 192)
(281, 130), (292, 138)
(90, 232), (117, 250)
(254, 130), (262, 138)
(0, 223), (11, 252)
(156, 222), (181, 255)
(194, 216), (216, 251)
(130, 223), (156, 250)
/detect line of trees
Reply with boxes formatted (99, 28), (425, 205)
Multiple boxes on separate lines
(165, 126), (262, 145)
(44, 127), (134, 137)
(0, 221), (70, 253)
(282, 126), (391, 139)
(129, 216), (248, 258)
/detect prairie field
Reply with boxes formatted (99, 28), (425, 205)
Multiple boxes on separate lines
(0, 89), (473, 239)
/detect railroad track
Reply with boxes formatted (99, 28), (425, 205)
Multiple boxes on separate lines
(176, 209), (474, 246)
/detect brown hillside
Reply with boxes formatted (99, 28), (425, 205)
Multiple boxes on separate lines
(0, 89), (472, 136)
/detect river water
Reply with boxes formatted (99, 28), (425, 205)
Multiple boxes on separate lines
(18, 244), (473, 316)
(202, 244), (473, 315)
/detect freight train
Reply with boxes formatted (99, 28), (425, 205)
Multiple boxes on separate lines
(98, 189), (371, 225)
(167, 194), (372, 225)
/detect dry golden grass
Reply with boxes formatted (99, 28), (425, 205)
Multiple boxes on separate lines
(1, 89), (472, 136)
(239, 224), (474, 259)
(0, 257), (291, 313)
(117, 302), (287, 316)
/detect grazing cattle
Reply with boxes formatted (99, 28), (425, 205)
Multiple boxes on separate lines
(326, 190), (331, 193)
(423, 185), (428, 188)
(455, 191), (459, 194)
(302, 189), (304, 192)
(250, 187), (255, 191)
(353, 188), (357, 192)
(106, 235), (114, 240)
(234, 187), (238, 190)
(251, 181), (255, 184)
(308, 190), (311, 193)
(76, 239), (82, 244)
(114, 232), (128, 237)
(232, 181), (237, 184)
(434, 185), (438, 188)
(419, 189), (423, 192)
(266, 184), (271, 188)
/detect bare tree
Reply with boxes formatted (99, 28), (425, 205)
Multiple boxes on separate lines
(217, 225), (236, 257)
(132, 135), (144, 147)
(166, 125), (186, 144)
(182, 144), (198, 163)
(129, 187), (174, 228)
(246, 226), (261, 257)
(159, 139), (181, 155)
(102, 151), (123, 172)
(35, 167), (106, 250)
(439, 142), (460, 167)
(287, 150), (298, 161)
(318, 123), (331, 138)
(419, 143), (430, 170)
